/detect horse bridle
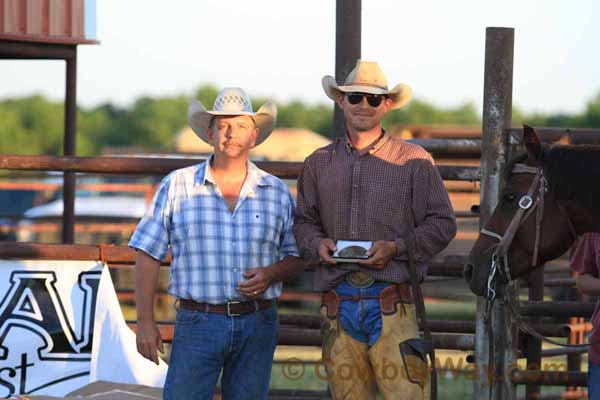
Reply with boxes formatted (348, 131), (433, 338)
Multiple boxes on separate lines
(480, 163), (547, 302)
(480, 162), (578, 302)
(478, 163), (587, 364)
(475, 163), (583, 397)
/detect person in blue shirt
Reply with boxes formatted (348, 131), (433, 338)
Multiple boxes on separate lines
(129, 88), (304, 400)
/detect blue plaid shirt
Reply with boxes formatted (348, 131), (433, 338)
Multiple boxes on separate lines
(129, 158), (299, 304)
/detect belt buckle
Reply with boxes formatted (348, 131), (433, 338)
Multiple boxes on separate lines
(346, 271), (375, 288)
(226, 301), (241, 317)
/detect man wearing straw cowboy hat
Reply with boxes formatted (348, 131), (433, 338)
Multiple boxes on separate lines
(130, 88), (304, 400)
(294, 61), (456, 399)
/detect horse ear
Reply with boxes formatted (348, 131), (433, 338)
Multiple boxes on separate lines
(523, 124), (542, 161)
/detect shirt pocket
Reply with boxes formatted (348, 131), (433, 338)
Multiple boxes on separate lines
(249, 212), (281, 250)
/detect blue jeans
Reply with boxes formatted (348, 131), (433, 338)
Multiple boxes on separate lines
(163, 304), (279, 400)
(336, 280), (389, 346)
(590, 361), (600, 399)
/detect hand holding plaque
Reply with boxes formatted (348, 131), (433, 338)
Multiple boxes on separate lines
(356, 240), (398, 270)
(332, 240), (373, 263)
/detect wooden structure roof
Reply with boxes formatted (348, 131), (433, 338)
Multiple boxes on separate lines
(0, 0), (97, 45)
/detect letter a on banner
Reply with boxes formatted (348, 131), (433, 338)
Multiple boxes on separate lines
(0, 270), (100, 360)
(0, 260), (101, 397)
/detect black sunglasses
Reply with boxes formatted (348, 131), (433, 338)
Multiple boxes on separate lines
(346, 92), (385, 107)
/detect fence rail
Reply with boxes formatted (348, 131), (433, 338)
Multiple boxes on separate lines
(520, 301), (596, 319)
(510, 370), (587, 387)
(125, 321), (476, 350)
(0, 154), (481, 181)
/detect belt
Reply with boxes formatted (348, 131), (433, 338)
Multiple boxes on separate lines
(321, 282), (413, 319)
(345, 271), (376, 288)
(178, 298), (275, 317)
(337, 282), (412, 303)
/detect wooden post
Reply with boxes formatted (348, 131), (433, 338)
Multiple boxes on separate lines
(332, 0), (360, 138)
(475, 27), (515, 400)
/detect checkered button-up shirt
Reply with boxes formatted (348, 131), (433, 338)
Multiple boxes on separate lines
(129, 158), (299, 304)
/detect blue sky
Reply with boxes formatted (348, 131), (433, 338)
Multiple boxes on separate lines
(1, 0), (599, 115)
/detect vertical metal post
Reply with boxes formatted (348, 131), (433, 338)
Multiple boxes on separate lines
(476, 27), (515, 400)
(332, 0), (361, 138)
(62, 48), (77, 244)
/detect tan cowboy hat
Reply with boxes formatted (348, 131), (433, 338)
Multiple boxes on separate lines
(322, 60), (412, 110)
(188, 87), (277, 146)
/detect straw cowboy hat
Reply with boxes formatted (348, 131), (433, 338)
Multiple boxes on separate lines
(188, 87), (277, 146)
(322, 60), (412, 110)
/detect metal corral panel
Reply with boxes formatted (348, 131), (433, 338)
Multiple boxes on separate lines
(0, 0), (97, 44)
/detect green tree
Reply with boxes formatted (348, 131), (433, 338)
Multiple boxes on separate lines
(194, 85), (220, 109)
(582, 93), (600, 127)
(123, 95), (190, 150)
(0, 96), (64, 155)
(384, 99), (480, 127)
(0, 107), (42, 154)
(4, 88), (600, 156)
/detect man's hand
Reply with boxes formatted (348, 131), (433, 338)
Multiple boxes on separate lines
(134, 250), (162, 365)
(358, 240), (397, 270)
(136, 319), (163, 365)
(318, 238), (338, 265)
(238, 267), (274, 298)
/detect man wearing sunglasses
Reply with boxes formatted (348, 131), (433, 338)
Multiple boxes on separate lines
(294, 61), (456, 400)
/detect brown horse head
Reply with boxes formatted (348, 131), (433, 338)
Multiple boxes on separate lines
(464, 125), (600, 297)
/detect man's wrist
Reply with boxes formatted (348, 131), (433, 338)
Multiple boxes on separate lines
(263, 265), (276, 284)
(388, 240), (398, 255)
(137, 314), (155, 323)
(311, 237), (326, 259)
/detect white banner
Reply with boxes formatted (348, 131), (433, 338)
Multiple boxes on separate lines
(0, 260), (166, 398)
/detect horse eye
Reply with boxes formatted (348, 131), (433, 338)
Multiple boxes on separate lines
(503, 193), (516, 202)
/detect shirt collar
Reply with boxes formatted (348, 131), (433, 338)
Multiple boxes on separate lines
(344, 129), (390, 155)
(194, 155), (272, 192)
(245, 160), (272, 191)
(194, 156), (212, 186)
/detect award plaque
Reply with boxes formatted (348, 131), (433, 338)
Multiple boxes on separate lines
(332, 240), (372, 263)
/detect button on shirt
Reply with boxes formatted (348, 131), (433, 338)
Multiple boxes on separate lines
(129, 159), (299, 304)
